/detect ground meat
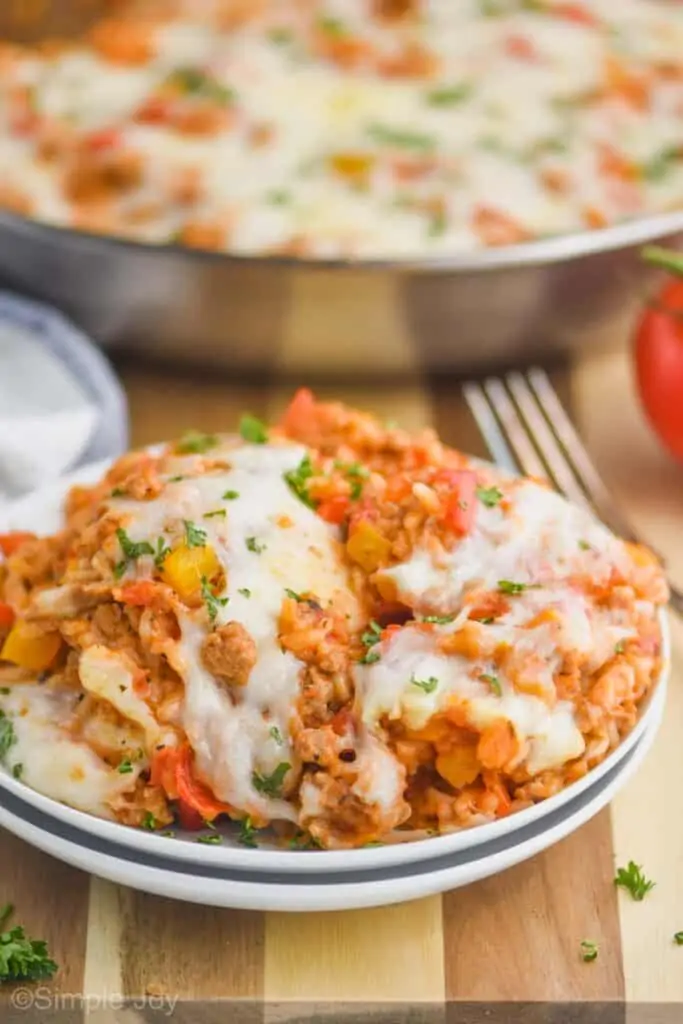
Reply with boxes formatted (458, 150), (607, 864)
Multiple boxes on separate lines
(201, 621), (257, 687)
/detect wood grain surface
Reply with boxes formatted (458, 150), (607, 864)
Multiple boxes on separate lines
(1, 348), (682, 1019)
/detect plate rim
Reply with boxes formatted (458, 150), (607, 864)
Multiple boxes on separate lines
(0, 701), (663, 912)
(0, 457), (671, 875)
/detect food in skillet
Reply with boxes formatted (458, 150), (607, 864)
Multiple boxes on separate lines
(0, 0), (682, 258)
(0, 393), (668, 848)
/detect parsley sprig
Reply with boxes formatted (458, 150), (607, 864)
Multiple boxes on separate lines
(476, 485), (503, 508)
(480, 672), (502, 696)
(614, 861), (655, 901)
(498, 579), (529, 595)
(176, 430), (219, 455)
(184, 520), (207, 548)
(239, 414), (269, 444)
(359, 621), (382, 664)
(115, 528), (155, 578)
(0, 904), (58, 983)
(411, 674), (439, 695)
(238, 817), (258, 848)
(200, 576), (229, 622)
(284, 455), (316, 508)
(580, 940), (598, 963)
(252, 762), (290, 798)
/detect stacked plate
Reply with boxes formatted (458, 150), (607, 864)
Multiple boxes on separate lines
(0, 464), (669, 913)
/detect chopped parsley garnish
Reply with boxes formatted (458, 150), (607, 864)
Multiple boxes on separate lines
(423, 613), (456, 625)
(267, 189), (291, 205)
(360, 649), (381, 665)
(154, 536), (171, 569)
(200, 576), (229, 622)
(117, 760), (134, 774)
(0, 712), (16, 763)
(252, 762), (290, 798)
(498, 579), (529, 595)
(674, 932), (683, 946)
(480, 673), (502, 696)
(476, 485), (503, 508)
(0, 687), (9, 696)
(317, 15), (346, 36)
(479, 617), (495, 625)
(335, 460), (369, 502)
(284, 454), (316, 508)
(425, 82), (473, 107)
(267, 27), (293, 45)
(238, 588), (251, 598)
(115, 528), (154, 578)
(289, 831), (322, 850)
(0, 903), (58, 982)
(245, 536), (266, 554)
(184, 520), (207, 548)
(196, 833), (223, 845)
(361, 621), (382, 648)
(141, 812), (157, 830)
(110, 487), (126, 498)
(367, 123), (436, 153)
(176, 430), (219, 455)
(168, 67), (234, 105)
(203, 509), (227, 519)
(428, 207), (448, 237)
(580, 940), (598, 963)
(614, 861), (655, 901)
(411, 675), (439, 695)
(363, 840), (385, 848)
(270, 726), (284, 745)
(578, 539), (591, 551)
(238, 817), (258, 847)
(642, 146), (681, 183)
(169, 475), (186, 483)
(285, 588), (303, 601)
(11, 763), (23, 780)
(239, 413), (269, 444)
(614, 640), (626, 655)
(223, 490), (240, 500)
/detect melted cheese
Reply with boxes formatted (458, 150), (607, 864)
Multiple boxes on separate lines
(0, 684), (134, 817)
(116, 441), (356, 819)
(79, 646), (166, 748)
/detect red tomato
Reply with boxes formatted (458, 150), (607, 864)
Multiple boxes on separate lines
(317, 495), (350, 524)
(177, 799), (205, 831)
(634, 278), (683, 460)
(435, 470), (478, 535)
(552, 3), (599, 27)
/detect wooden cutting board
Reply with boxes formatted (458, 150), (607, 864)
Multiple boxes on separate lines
(1, 349), (682, 1021)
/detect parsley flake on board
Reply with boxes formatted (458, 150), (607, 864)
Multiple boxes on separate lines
(283, 455), (316, 508)
(200, 576), (229, 622)
(239, 414), (269, 444)
(411, 675), (439, 695)
(580, 940), (598, 963)
(0, 688), (9, 696)
(476, 485), (503, 507)
(614, 861), (655, 901)
(184, 520), (207, 548)
(0, 904), (58, 983)
(252, 762), (290, 798)
(674, 932), (683, 946)
(176, 430), (219, 455)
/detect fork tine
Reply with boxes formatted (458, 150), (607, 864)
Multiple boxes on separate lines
(505, 371), (590, 510)
(481, 377), (548, 479)
(526, 367), (637, 542)
(462, 381), (519, 475)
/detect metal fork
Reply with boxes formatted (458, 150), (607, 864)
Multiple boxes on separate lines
(463, 366), (683, 616)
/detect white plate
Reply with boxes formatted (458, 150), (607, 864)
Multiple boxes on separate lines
(0, 460), (671, 876)
(0, 704), (663, 912)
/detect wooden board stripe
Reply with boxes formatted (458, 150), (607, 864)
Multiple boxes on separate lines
(571, 352), (683, 1004)
(0, 830), (90, 999)
(431, 370), (624, 1002)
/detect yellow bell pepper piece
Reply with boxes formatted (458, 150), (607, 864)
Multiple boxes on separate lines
(1, 622), (63, 671)
(346, 521), (392, 574)
(160, 543), (220, 601)
(435, 746), (481, 790)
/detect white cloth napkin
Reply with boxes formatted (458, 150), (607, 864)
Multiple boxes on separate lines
(0, 321), (99, 501)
